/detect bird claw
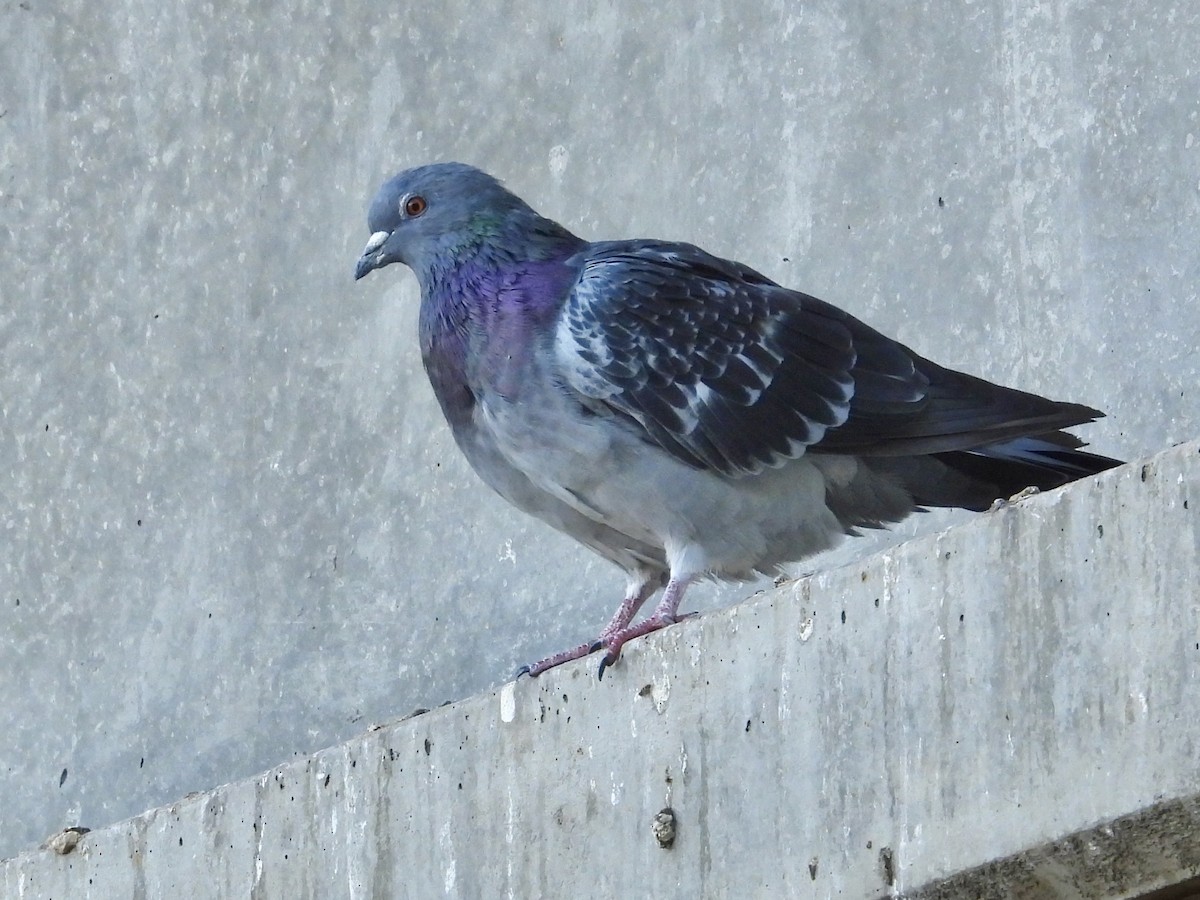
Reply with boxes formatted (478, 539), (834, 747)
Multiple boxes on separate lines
(594, 611), (695, 680)
(597, 652), (617, 681)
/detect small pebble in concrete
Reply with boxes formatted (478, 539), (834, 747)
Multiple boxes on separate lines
(652, 807), (677, 849)
(42, 826), (90, 856)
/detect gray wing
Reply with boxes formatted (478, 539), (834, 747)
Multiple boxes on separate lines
(555, 240), (1103, 477)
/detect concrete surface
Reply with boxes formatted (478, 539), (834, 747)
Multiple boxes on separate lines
(3, 441), (1200, 898)
(909, 795), (1200, 899)
(1, 0), (1198, 865)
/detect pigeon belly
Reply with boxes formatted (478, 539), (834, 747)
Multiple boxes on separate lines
(473, 368), (851, 582)
(421, 322), (667, 577)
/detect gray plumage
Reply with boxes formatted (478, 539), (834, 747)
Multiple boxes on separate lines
(355, 162), (1120, 677)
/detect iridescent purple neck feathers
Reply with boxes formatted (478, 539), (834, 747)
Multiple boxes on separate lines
(417, 225), (585, 424)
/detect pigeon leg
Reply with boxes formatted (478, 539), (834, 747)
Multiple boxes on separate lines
(597, 574), (696, 679)
(518, 576), (659, 677)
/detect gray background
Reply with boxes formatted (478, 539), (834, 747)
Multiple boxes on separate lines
(1, 0), (1197, 860)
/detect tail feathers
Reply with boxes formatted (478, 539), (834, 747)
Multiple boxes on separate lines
(872, 434), (1123, 512)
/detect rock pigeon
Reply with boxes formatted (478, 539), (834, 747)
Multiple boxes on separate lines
(354, 162), (1121, 678)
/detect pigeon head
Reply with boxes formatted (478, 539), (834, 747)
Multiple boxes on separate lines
(354, 162), (543, 283)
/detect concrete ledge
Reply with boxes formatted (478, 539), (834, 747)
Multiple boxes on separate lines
(5, 441), (1199, 898)
(910, 794), (1200, 900)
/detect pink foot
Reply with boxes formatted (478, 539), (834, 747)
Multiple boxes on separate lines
(596, 611), (697, 679)
(516, 574), (661, 678)
(596, 575), (697, 679)
(518, 641), (600, 677)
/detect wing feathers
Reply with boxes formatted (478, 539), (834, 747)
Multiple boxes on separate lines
(556, 240), (1104, 476)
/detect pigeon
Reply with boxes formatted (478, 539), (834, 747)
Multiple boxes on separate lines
(354, 162), (1121, 678)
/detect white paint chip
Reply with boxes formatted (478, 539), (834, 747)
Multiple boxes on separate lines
(499, 682), (516, 723)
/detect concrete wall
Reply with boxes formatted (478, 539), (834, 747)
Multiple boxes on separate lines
(1, 0), (1198, 865)
(4, 441), (1200, 897)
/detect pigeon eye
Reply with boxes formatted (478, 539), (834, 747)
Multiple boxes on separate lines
(404, 195), (428, 218)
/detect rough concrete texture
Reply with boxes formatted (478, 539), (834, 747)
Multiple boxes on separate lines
(4, 442), (1200, 897)
(1, 0), (1198, 863)
(910, 795), (1200, 899)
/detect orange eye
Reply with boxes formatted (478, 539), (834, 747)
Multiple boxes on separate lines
(404, 195), (427, 217)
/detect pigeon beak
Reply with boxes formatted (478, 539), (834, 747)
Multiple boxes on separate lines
(354, 230), (391, 280)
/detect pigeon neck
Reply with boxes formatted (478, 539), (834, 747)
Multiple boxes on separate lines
(422, 212), (582, 308)
(442, 211), (581, 270)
